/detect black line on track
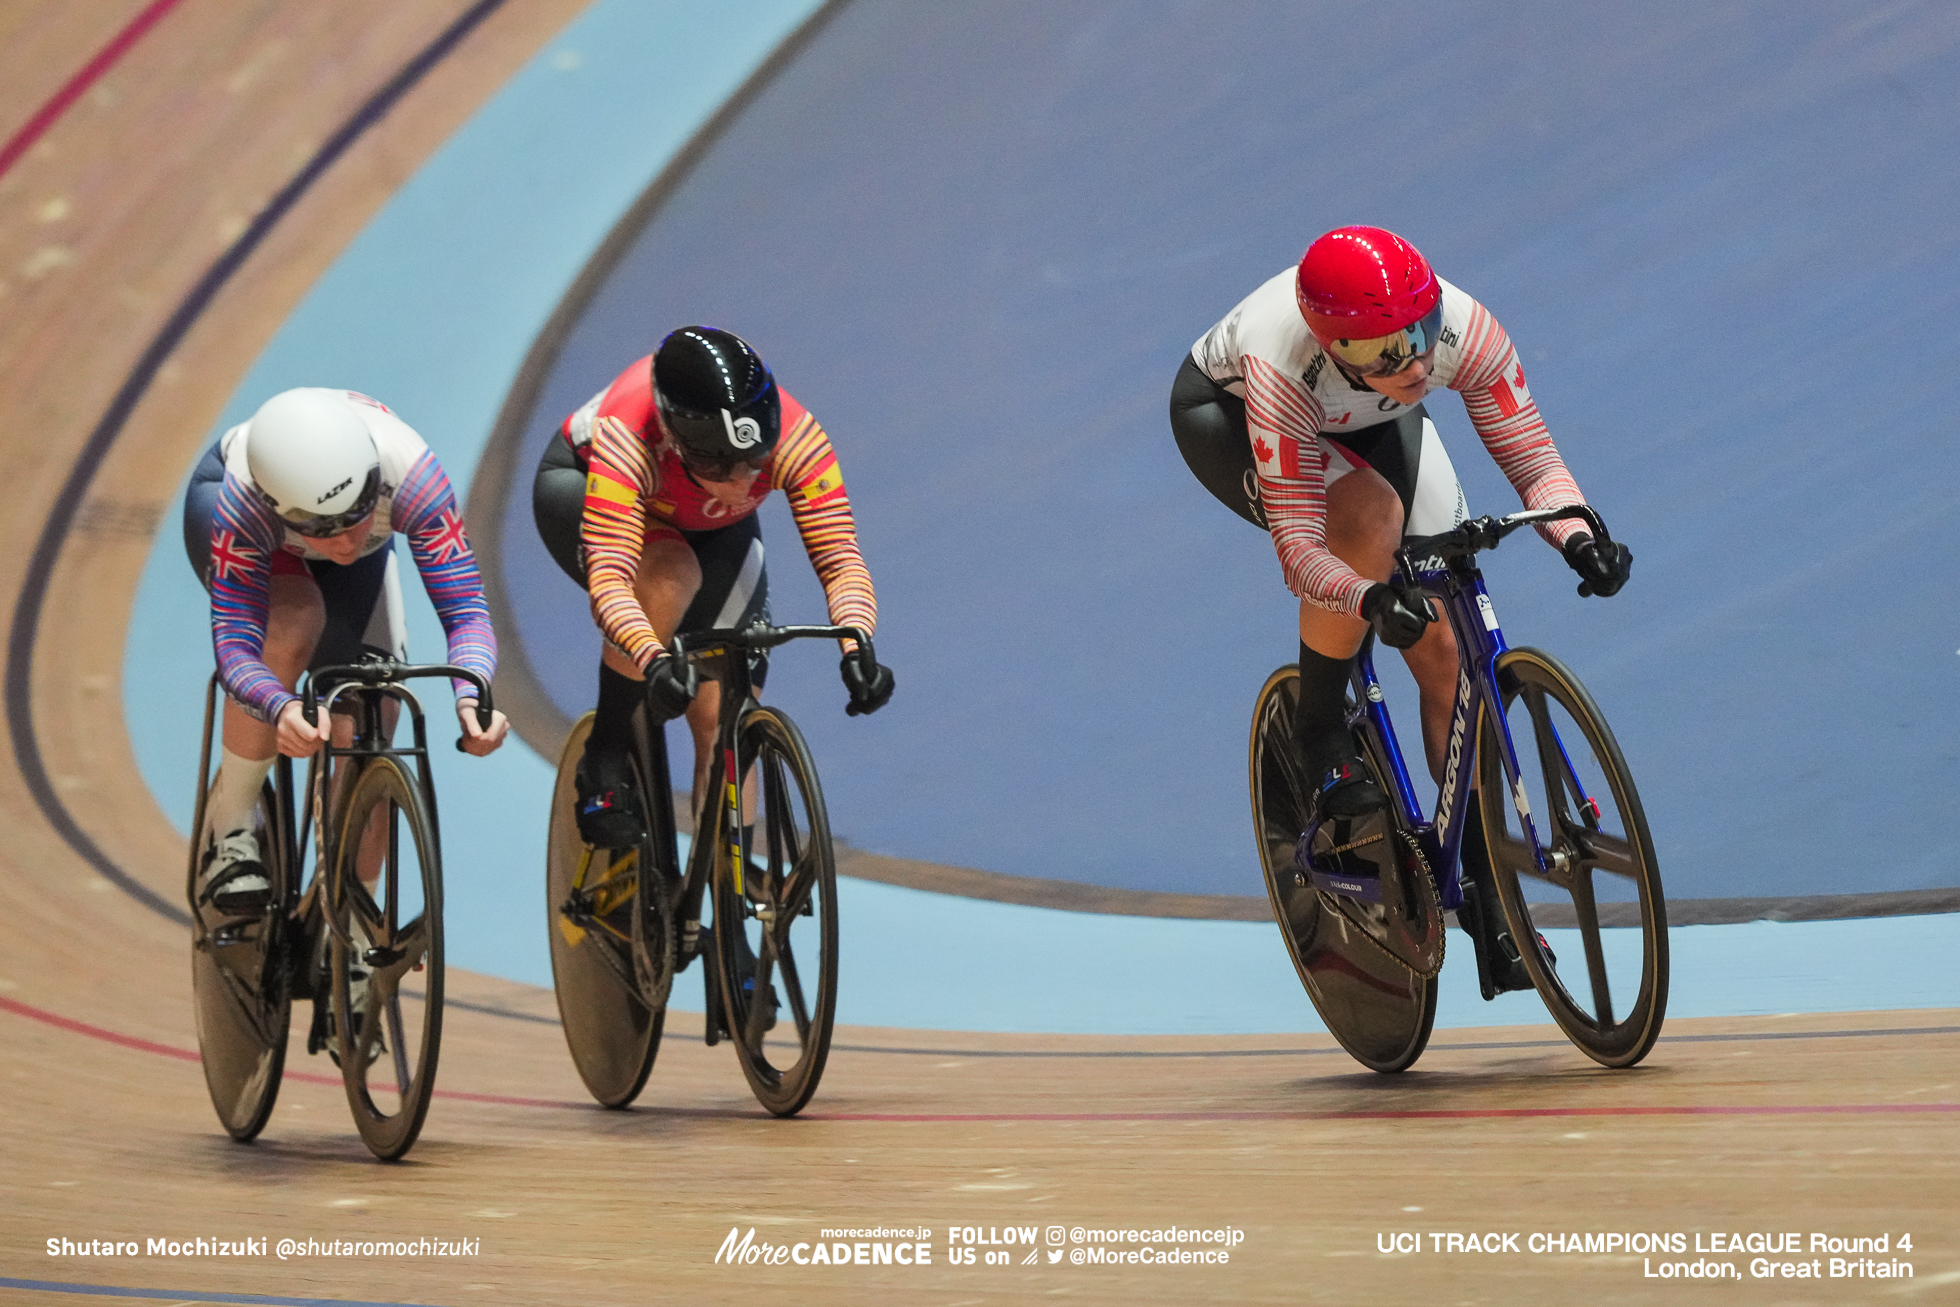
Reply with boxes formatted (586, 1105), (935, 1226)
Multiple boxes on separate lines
(4, 0), (509, 928)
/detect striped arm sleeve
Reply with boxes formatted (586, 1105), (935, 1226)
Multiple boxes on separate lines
(1243, 356), (1371, 614)
(774, 412), (877, 643)
(1451, 304), (1586, 548)
(393, 451), (499, 696)
(208, 476), (294, 722)
(580, 416), (664, 668)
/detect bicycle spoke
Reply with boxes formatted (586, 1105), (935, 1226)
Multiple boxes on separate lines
(386, 802), (400, 937)
(1567, 866), (1615, 1028)
(778, 846), (822, 920)
(385, 997), (411, 1094)
(776, 935), (812, 1042)
(1485, 823), (1541, 882)
(764, 752), (802, 867)
(744, 940), (776, 1047)
(1525, 686), (1578, 830)
(1575, 829), (1637, 879)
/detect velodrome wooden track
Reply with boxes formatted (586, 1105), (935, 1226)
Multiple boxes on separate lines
(1, 5), (1955, 1305)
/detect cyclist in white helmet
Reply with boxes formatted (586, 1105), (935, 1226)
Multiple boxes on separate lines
(182, 387), (508, 915)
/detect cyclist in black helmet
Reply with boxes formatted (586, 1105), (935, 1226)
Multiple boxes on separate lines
(533, 327), (892, 847)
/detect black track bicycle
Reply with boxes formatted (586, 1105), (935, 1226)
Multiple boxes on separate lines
(187, 659), (491, 1160)
(1249, 506), (1666, 1072)
(546, 623), (873, 1117)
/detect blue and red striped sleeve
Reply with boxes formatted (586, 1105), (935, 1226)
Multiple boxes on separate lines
(207, 475), (295, 722)
(392, 450), (499, 697)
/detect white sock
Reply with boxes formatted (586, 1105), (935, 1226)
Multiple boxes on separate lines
(204, 748), (274, 844)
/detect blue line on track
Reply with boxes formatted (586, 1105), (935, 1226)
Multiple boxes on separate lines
(0, 1277), (447, 1307)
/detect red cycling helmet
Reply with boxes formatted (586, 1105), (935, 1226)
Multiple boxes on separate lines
(1295, 226), (1443, 375)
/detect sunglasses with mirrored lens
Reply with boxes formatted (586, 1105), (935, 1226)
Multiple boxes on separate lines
(1327, 302), (1445, 378)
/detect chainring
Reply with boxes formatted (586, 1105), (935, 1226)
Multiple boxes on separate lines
(1318, 827), (1446, 979)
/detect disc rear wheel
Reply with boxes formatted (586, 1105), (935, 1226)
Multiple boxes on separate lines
(545, 713), (668, 1108)
(1249, 666), (1438, 1073)
(189, 779), (293, 1141)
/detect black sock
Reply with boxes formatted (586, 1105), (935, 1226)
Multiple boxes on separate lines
(1295, 641), (1358, 780)
(587, 663), (640, 752)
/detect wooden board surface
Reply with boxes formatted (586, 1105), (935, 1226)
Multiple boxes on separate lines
(1, 5), (1955, 1304)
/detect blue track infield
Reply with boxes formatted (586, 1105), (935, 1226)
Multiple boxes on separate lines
(484, 0), (1960, 903)
(120, 1), (1959, 1034)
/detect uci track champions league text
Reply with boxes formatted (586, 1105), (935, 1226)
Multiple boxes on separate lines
(1374, 1227), (1918, 1284)
(714, 1222), (1246, 1272)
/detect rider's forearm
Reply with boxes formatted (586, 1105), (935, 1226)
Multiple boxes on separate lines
(1452, 324), (1586, 550)
(580, 423), (664, 668)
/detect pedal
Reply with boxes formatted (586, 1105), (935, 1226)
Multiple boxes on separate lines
(306, 995), (331, 1058)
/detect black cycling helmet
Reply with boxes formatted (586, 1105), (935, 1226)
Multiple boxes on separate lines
(651, 326), (780, 473)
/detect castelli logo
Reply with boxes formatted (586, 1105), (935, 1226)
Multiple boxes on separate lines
(722, 409), (762, 450)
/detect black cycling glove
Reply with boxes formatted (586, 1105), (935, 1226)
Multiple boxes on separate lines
(644, 652), (698, 721)
(1360, 582), (1434, 650)
(841, 651), (894, 717)
(1561, 532), (1632, 598)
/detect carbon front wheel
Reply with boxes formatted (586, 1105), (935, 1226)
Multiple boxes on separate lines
(189, 779), (293, 1141)
(1476, 648), (1667, 1068)
(714, 706), (838, 1116)
(545, 713), (666, 1109)
(328, 757), (444, 1160)
(1249, 666), (1438, 1074)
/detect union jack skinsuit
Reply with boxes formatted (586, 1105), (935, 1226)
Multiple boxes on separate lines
(206, 390), (496, 721)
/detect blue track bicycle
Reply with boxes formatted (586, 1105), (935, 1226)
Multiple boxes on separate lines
(1249, 505), (1666, 1072)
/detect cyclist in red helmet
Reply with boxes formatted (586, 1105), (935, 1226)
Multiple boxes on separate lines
(1170, 226), (1630, 913)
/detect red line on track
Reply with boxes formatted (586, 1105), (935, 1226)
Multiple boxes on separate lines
(0, 993), (585, 1110)
(0, 0), (187, 181)
(6, 992), (1956, 1122)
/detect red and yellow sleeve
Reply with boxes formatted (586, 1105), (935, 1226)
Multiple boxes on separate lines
(580, 415), (665, 667)
(774, 410), (877, 644)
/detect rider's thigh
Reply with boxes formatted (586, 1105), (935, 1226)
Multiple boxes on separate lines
(1399, 602), (1458, 687)
(262, 566), (326, 683)
(634, 528), (703, 637)
(1322, 464), (1404, 581)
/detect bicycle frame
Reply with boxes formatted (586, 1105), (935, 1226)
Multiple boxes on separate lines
(641, 624), (871, 975)
(1348, 506), (1605, 913)
(302, 662), (490, 948)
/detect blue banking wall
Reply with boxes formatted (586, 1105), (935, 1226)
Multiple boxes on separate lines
(123, 2), (1960, 1032)
(493, 0), (1960, 901)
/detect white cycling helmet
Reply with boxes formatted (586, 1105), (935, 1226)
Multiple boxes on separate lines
(244, 388), (381, 536)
